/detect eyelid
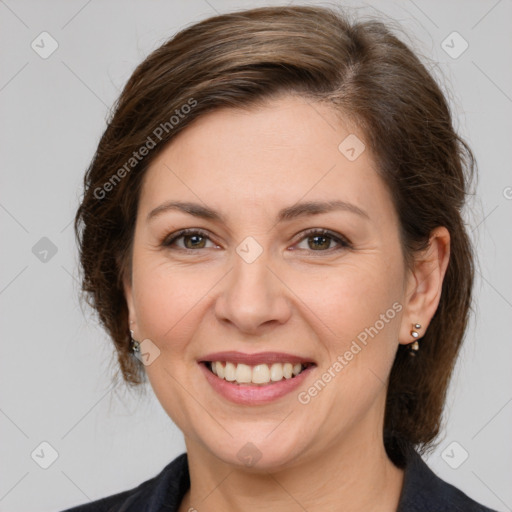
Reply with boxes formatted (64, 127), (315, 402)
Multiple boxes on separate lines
(162, 227), (352, 252)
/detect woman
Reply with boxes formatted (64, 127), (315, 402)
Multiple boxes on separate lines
(63, 5), (497, 512)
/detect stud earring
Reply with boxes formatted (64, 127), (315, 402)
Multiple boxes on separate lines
(408, 323), (422, 356)
(130, 329), (140, 353)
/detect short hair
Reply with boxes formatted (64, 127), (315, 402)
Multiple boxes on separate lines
(74, 5), (475, 465)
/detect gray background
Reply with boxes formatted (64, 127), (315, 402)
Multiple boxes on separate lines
(1, 0), (511, 511)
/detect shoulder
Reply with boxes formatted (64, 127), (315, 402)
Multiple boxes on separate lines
(60, 453), (189, 512)
(398, 447), (499, 512)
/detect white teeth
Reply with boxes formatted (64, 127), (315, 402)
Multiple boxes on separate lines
(252, 364), (270, 384)
(215, 361), (225, 379)
(283, 363), (293, 379)
(208, 361), (308, 385)
(235, 363), (252, 383)
(225, 362), (236, 381)
(270, 363), (283, 381)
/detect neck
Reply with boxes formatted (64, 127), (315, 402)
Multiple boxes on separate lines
(179, 419), (404, 512)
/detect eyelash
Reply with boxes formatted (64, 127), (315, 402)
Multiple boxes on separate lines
(162, 228), (352, 254)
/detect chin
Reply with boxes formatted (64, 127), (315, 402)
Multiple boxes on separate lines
(197, 427), (315, 473)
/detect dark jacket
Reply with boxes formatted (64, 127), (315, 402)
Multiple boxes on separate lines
(61, 449), (498, 511)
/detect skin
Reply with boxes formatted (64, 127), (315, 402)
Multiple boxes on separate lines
(124, 94), (450, 512)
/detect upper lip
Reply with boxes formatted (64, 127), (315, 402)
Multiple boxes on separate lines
(199, 351), (315, 365)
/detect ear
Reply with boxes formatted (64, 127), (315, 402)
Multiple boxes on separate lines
(398, 226), (450, 345)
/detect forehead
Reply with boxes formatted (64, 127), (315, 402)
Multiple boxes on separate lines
(155, 95), (368, 172)
(139, 95), (392, 224)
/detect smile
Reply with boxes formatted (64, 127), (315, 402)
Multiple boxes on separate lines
(199, 351), (316, 405)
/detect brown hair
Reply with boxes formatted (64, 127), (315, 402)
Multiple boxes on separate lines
(74, 5), (475, 464)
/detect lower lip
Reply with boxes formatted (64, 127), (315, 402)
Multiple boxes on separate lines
(199, 363), (314, 405)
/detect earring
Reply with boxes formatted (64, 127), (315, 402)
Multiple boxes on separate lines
(130, 329), (140, 353)
(408, 323), (422, 356)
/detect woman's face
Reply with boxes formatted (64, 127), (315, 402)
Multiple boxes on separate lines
(125, 94), (413, 470)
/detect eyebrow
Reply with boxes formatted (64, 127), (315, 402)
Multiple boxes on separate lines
(146, 199), (370, 223)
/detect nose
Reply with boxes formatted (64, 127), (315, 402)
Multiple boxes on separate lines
(214, 251), (292, 336)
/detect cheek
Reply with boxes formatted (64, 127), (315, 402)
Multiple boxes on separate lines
(131, 253), (232, 372)
(301, 261), (402, 343)
(130, 256), (212, 436)
(131, 254), (206, 347)
(300, 266), (403, 410)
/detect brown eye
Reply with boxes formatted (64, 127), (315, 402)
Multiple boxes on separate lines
(163, 229), (216, 250)
(294, 229), (351, 252)
(182, 234), (207, 249)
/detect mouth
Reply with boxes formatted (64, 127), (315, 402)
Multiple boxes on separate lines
(198, 351), (316, 404)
